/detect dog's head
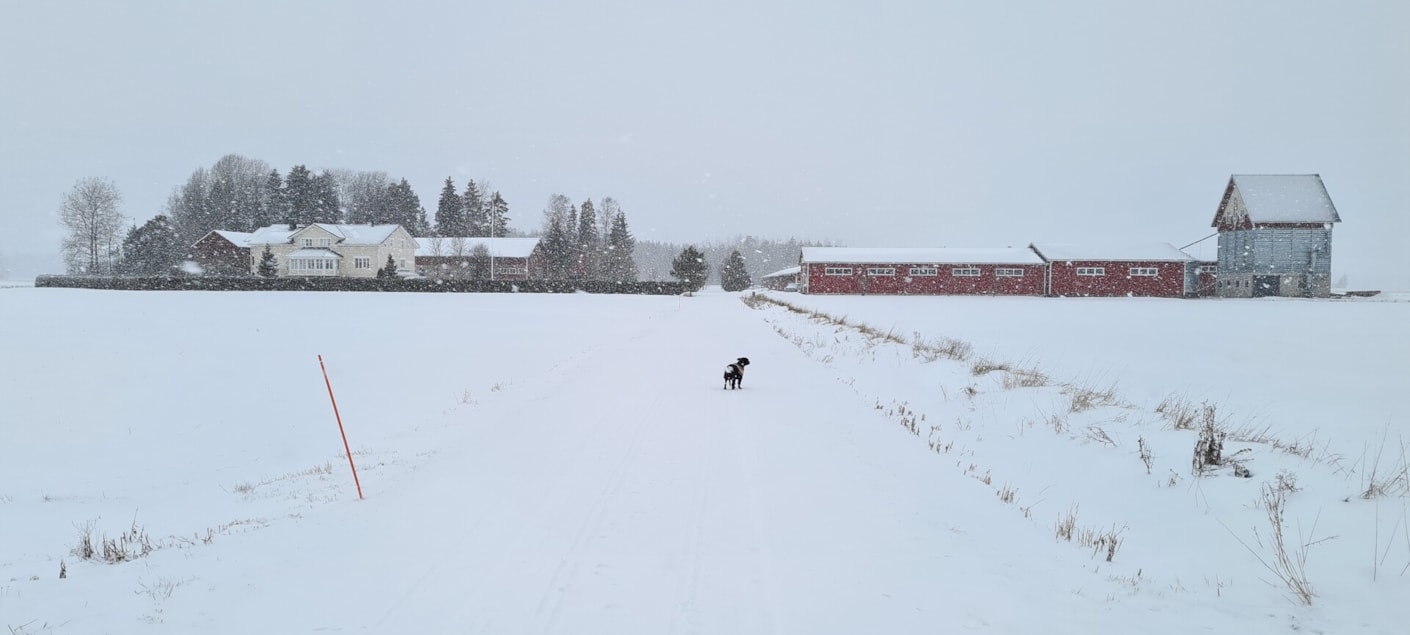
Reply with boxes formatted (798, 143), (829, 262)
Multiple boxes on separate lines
(736, 357), (750, 368)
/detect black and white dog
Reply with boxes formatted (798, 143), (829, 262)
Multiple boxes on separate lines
(723, 357), (751, 390)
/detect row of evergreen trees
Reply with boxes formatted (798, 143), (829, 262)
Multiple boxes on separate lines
(668, 247), (752, 292)
(162, 154), (506, 248)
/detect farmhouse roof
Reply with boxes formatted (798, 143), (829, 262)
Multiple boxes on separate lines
(1214, 174), (1340, 226)
(246, 224), (404, 246)
(761, 266), (800, 279)
(800, 247), (1044, 265)
(415, 237), (540, 259)
(294, 224), (402, 244)
(1028, 243), (1194, 262)
(246, 225), (300, 245)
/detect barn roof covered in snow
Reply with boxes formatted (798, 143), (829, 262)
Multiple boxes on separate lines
(761, 266), (800, 278)
(415, 237), (540, 259)
(800, 247), (1044, 265)
(1214, 174), (1340, 226)
(1028, 243), (1194, 262)
(211, 230), (253, 246)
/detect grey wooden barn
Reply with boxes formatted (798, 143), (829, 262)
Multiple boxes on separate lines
(1211, 174), (1341, 298)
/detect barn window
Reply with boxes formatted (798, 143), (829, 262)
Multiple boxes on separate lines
(1129, 267), (1158, 277)
(867, 267), (895, 276)
(995, 268), (1024, 277)
(824, 267), (853, 276)
(909, 267), (938, 276)
(952, 268), (981, 277)
(1076, 267), (1105, 276)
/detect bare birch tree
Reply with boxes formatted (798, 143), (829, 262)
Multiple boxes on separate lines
(59, 177), (125, 274)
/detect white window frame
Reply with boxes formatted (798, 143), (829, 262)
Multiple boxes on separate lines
(867, 267), (895, 276)
(908, 267), (938, 277)
(824, 267), (853, 276)
(318, 238), (331, 247)
(1129, 267), (1158, 277)
(301, 238), (313, 247)
(995, 268), (1024, 277)
(1077, 267), (1106, 276)
(952, 268), (981, 277)
(354, 257), (371, 269)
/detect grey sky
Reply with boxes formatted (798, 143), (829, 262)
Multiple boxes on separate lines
(3, 0), (1406, 287)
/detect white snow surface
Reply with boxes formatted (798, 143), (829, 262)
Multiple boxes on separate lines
(800, 247), (1044, 265)
(2, 287), (1408, 634)
(1232, 174), (1341, 224)
(1029, 242), (1195, 262)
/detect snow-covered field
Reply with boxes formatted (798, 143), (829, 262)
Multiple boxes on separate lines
(2, 286), (1407, 634)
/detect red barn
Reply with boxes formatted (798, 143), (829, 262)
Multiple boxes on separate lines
(190, 230), (252, 276)
(799, 247), (1046, 295)
(1029, 243), (1195, 297)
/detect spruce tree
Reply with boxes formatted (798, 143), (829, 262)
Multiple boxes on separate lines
(577, 199), (600, 279)
(462, 181), (487, 236)
(119, 215), (183, 276)
(605, 211), (637, 282)
(377, 254), (398, 279)
(258, 169), (287, 229)
(541, 215), (574, 280)
(284, 165), (314, 225)
(257, 245), (279, 277)
(385, 179), (427, 234)
(671, 245), (708, 291)
(720, 249), (751, 291)
(310, 172), (342, 224)
(486, 191), (510, 238)
(435, 177), (465, 235)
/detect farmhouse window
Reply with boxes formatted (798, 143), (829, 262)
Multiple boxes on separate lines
(995, 268), (1024, 277)
(1129, 267), (1158, 277)
(952, 268), (981, 277)
(292, 258), (336, 272)
(824, 267), (853, 276)
(867, 267), (896, 276)
(302, 238), (313, 247)
(909, 267), (938, 276)
(1076, 267), (1105, 276)
(355, 257), (371, 269)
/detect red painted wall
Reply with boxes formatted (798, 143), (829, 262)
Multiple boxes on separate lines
(802, 263), (1045, 295)
(192, 235), (250, 276)
(1045, 261), (1186, 297)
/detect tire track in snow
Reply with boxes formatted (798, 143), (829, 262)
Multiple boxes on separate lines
(531, 403), (651, 634)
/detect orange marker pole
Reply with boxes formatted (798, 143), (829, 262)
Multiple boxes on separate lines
(318, 354), (364, 500)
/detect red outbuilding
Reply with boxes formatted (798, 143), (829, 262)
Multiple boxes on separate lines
(1029, 243), (1196, 297)
(799, 247), (1046, 295)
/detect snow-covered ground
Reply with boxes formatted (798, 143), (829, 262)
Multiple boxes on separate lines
(1, 286), (1406, 633)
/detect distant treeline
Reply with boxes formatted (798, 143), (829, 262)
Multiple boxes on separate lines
(635, 236), (835, 283)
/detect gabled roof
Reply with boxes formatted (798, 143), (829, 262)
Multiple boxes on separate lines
(1213, 174), (1340, 227)
(246, 225), (300, 245)
(1029, 243), (1194, 262)
(800, 247), (1044, 265)
(212, 230), (253, 246)
(761, 266), (800, 279)
(415, 237), (540, 259)
(246, 224), (405, 246)
(291, 224), (403, 245)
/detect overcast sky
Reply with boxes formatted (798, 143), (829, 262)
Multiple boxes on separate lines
(2, 0), (1406, 287)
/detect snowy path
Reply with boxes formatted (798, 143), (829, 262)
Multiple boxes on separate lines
(137, 293), (1089, 633)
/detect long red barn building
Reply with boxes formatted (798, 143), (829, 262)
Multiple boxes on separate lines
(799, 247), (1046, 295)
(1029, 243), (1195, 297)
